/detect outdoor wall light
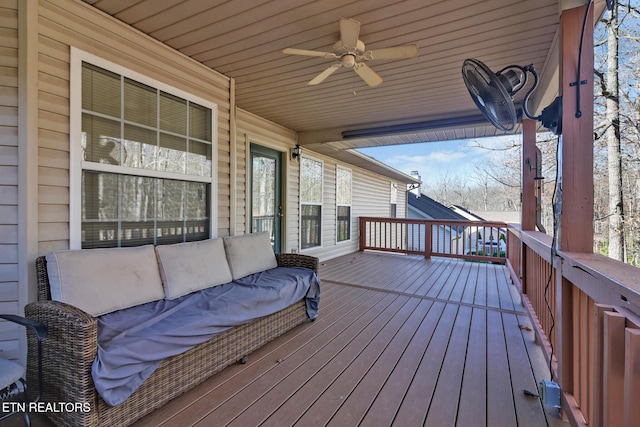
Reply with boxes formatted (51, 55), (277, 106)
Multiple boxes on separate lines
(292, 144), (302, 160)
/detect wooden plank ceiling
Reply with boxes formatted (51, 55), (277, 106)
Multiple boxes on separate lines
(82, 0), (581, 160)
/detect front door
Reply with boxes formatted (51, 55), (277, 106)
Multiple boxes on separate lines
(250, 144), (283, 253)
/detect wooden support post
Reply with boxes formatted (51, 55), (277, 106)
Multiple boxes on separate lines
(521, 118), (537, 231)
(558, 4), (594, 252)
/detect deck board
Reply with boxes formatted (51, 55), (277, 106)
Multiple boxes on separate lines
(486, 309), (519, 427)
(423, 305), (472, 426)
(3, 252), (565, 427)
(357, 299), (447, 426)
(456, 308), (488, 427)
(324, 299), (436, 427)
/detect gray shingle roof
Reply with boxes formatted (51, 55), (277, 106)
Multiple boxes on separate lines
(407, 193), (468, 221)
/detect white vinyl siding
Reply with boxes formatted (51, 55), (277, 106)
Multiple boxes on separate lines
(297, 150), (408, 261)
(0, 0), (20, 359)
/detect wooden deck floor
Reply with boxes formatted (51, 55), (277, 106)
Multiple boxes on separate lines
(2, 252), (566, 427)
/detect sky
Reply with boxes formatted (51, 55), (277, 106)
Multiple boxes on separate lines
(357, 135), (522, 186)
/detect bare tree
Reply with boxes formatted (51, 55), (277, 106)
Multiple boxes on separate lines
(593, 0), (640, 263)
(605, 2), (626, 261)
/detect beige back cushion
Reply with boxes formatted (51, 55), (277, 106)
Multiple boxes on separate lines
(45, 245), (165, 317)
(223, 232), (278, 280)
(155, 238), (233, 300)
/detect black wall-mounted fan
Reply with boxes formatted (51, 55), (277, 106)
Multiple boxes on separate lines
(462, 58), (562, 135)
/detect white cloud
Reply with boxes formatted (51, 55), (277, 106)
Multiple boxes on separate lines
(358, 134), (522, 181)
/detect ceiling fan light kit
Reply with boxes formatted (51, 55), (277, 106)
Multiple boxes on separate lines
(462, 58), (562, 135)
(283, 18), (418, 87)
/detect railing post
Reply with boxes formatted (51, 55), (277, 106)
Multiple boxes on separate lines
(424, 222), (431, 259)
(359, 217), (366, 251)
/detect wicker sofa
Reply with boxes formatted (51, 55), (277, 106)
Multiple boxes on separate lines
(24, 233), (318, 427)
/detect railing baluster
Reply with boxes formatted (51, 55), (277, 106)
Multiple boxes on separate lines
(624, 329), (640, 427)
(603, 311), (626, 427)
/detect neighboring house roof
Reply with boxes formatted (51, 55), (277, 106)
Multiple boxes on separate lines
(449, 205), (485, 221)
(450, 205), (521, 224)
(474, 211), (521, 224)
(408, 193), (468, 221)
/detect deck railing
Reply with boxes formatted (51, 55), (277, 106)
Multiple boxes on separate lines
(358, 217), (508, 264)
(507, 225), (640, 427)
(359, 217), (640, 425)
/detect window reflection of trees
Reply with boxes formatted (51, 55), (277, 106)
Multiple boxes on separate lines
(81, 62), (213, 248)
(301, 158), (322, 203)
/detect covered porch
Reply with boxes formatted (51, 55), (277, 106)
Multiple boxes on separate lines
(3, 1), (638, 426)
(5, 216), (640, 426)
(124, 252), (562, 426)
(1, 251), (562, 427)
(124, 221), (640, 427)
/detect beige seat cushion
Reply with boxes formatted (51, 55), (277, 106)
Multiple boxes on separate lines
(155, 238), (233, 300)
(45, 245), (165, 317)
(223, 232), (278, 280)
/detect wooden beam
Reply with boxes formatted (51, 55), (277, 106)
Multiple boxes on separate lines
(558, 4), (594, 252)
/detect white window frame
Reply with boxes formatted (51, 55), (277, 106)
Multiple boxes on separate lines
(336, 165), (352, 243)
(299, 155), (323, 251)
(69, 48), (218, 249)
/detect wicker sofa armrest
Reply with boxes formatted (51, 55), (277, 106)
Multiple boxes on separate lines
(24, 300), (99, 415)
(275, 253), (319, 273)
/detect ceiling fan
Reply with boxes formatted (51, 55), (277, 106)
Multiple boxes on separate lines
(283, 18), (419, 87)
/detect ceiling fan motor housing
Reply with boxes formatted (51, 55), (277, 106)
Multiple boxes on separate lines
(497, 70), (522, 96)
(333, 40), (365, 58)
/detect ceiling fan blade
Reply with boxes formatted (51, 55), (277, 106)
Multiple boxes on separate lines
(308, 64), (342, 85)
(353, 63), (383, 87)
(283, 48), (336, 58)
(365, 44), (419, 60)
(339, 18), (360, 47)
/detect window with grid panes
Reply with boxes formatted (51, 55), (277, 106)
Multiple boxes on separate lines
(300, 157), (323, 249)
(390, 183), (398, 218)
(336, 166), (352, 242)
(79, 61), (215, 248)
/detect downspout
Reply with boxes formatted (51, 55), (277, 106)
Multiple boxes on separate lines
(229, 77), (237, 236)
(17, 0), (39, 363)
